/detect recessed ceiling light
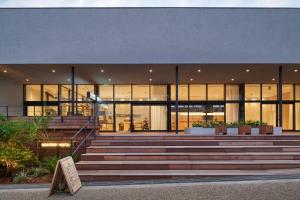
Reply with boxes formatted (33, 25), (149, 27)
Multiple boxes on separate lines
(231, 78), (234, 81)
(100, 69), (104, 73)
(294, 69), (298, 73)
(246, 69), (250, 72)
(3, 70), (7, 73)
(272, 78), (275, 81)
(197, 69), (201, 73)
(25, 78), (30, 82)
(52, 69), (56, 73)
(149, 69), (153, 73)
(108, 78), (112, 82)
(190, 78), (194, 82)
(149, 78), (152, 82)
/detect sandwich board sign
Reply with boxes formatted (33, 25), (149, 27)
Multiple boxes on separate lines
(49, 156), (82, 196)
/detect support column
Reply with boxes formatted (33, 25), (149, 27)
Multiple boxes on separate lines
(175, 66), (179, 134)
(71, 66), (75, 115)
(278, 66), (283, 127)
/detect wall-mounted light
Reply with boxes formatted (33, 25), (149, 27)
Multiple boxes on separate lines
(41, 142), (71, 148)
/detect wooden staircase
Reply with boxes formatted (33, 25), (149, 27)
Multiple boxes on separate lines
(76, 135), (300, 181)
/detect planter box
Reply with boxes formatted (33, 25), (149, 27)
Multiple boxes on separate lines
(238, 125), (251, 135)
(227, 128), (238, 136)
(274, 127), (283, 135)
(215, 125), (227, 135)
(185, 127), (215, 136)
(251, 128), (259, 136)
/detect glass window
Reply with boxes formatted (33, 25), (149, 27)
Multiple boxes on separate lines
(171, 105), (188, 130)
(207, 104), (224, 122)
(60, 103), (71, 116)
(226, 103), (239, 123)
(43, 106), (58, 116)
(282, 104), (293, 130)
(245, 84), (260, 101)
(99, 104), (114, 131)
(189, 105), (206, 127)
(171, 85), (188, 101)
(27, 106), (42, 116)
(99, 85), (113, 101)
(61, 85), (75, 101)
(115, 85), (131, 101)
(262, 104), (276, 126)
(77, 103), (93, 116)
(77, 85), (94, 101)
(150, 85), (167, 101)
(295, 85), (300, 100)
(207, 84), (224, 101)
(150, 106), (167, 130)
(262, 84), (277, 100)
(26, 85), (41, 101)
(282, 84), (294, 100)
(245, 103), (260, 121)
(132, 85), (149, 101)
(133, 106), (150, 131)
(43, 85), (58, 101)
(190, 85), (206, 101)
(296, 103), (300, 130)
(115, 104), (131, 132)
(226, 85), (239, 100)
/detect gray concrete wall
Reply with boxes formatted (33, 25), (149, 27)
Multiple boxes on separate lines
(0, 76), (23, 116)
(0, 8), (300, 64)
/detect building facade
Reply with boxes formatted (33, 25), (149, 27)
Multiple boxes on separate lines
(0, 8), (300, 132)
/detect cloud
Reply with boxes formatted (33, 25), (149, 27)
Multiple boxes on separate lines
(0, 0), (299, 7)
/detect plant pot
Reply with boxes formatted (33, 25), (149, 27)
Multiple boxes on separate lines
(259, 125), (274, 135)
(184, 127), (215, 136)
(274, 127), (283, 135)
(251, 128), (259, 136)
(238, 125), (251, 135)
(227, 128), (238, 136)
(215, 125), (227, 135)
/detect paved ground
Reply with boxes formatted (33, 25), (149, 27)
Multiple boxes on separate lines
(1, 178), (300, 200)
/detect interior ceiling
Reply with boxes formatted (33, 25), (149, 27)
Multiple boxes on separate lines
(0, 64), (299, 84)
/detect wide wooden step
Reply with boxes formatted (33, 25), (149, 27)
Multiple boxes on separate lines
(80, 152), (300, 161)
(91, 140), (300, 146)
(86, 146), (300, 153)
(78, 168), (300, 181)
(76, 160), (300, 170)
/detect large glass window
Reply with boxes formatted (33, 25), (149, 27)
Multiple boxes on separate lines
(115, 85), (131, 101)
(27, 106), (42, 116)
(77, 103), (93, 116)
(26, 85), (41, 101)
(207, 104), (224, 122)
(150, 85), (167, 101)
(171, 105), (188, 130)
(282, 84), (294, 101)
(189, 105), (206, 126)
(207, 84), (224, 101)
(190, 85), (206, 101)
(226, 85), (239, 100)
(77, 85), (94, 101)
(61, 85), (74, 101)
(133, 106), (150, 131)
(132, 85), (149, 101)
(245, 84), (261, 101)
(245, 103), (260, 121)
(282, 104), (293, 130)
(262, 84), (277, 100)
(150, 106), (167, 130)
(226, 103), (239, 123)
(99, 104), (114, 131)
(115, 104), (131, 132)
(99, 85), (113, 101)
(262, 104), (276, 126)
(60, 103), (71, 116)
(295, 84), (300, 100)
(296, 103), (300, 130)
(43, 106), (58, 116)
(171, 85), (188, 101)
(43, 85), (58, 101)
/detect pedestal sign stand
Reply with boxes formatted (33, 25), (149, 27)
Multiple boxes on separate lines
(49, 156), (82, 196)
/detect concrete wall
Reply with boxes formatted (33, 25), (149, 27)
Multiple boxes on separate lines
(0, 8), (300, 64)
(0, 76), (23, 116)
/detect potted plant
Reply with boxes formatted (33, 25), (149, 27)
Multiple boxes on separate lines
(226, 122), (239, 136)
(259, 123), (273, 135)
(238, 121), (251, 135)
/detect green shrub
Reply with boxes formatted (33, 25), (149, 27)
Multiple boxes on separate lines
(44, 156), (60, 175)
(28, 166), (49, 177)
(192, 120), (224, 128)
(13, 170), (29, 184)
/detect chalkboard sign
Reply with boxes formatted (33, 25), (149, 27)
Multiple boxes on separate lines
(49, 156), (82, 196)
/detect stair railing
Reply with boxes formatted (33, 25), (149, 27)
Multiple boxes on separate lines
(70, 116), (96, 157)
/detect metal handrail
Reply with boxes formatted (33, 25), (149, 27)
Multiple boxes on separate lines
(70, 116), (96, 156)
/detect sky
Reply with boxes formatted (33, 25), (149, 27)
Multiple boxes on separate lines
(0, 0), (300, 7)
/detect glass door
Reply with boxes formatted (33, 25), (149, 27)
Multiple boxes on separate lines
(115, 104), (131, 132)
(262, 104), (276, 127)
(206, 104), (225, 123)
